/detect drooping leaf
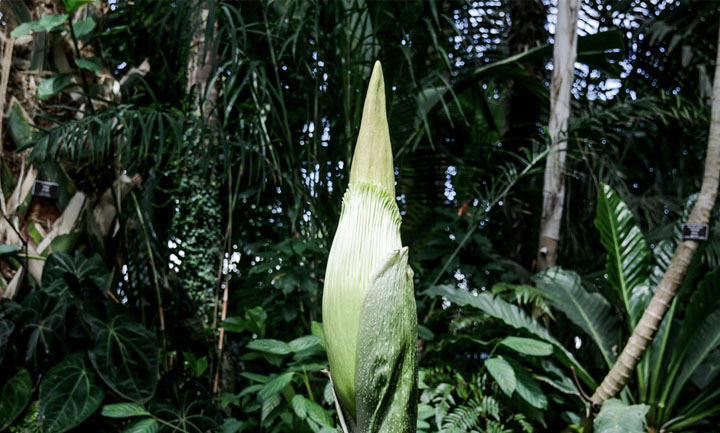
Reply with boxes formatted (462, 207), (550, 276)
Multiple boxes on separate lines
(75, 57), (102, 74)
(355, 248), (418, 433)
(86, 310), (159, 403)
(10, 21), (44, 38)
(690, 347), (720, 389)
(500, 336), (554, 357)
(246, 339), (292, 355)
(38, 74), (74, 99)
(292, 395), (334, 429)
(485, 356), (516, 397)
(101, 402), (150, 418)
(71, 16), (96, 36)
(595, 183), (651, 327)
(594, 399), (649, 433)
(425, 284), (596, 388)
(39, 353), (105, 433)
(0, 368), (33, 430)
(257, 372), (294, 402)
(121, 418), (159, 433)
(534, 267), (619, 367)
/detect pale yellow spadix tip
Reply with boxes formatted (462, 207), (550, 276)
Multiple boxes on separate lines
(349, 61), (395, 197)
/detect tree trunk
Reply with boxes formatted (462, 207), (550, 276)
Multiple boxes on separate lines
(591, 23), (720, 404)
(536, 0), (580, 271)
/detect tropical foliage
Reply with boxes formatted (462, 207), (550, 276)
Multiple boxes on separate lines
(1, 0), (720, 432)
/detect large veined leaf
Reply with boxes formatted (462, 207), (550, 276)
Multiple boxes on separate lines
(499, 336), (553, 357)
(39, 353), (105, 433)
(42, 252), (109, 296)
(594, 183), (651, 327)
(149, 385), (219, 433)
(21, 291), (67, 367)
(594, 399), (649, 433)
(485, 356), (516, 397)
(690, 347), (720, 389)
(507, 358), (547, 409)
(425, 284), (596, 388)
(86, 310), (159, 403)
(534, 267), (619, 368)
(0, 368), (33, 429)
(356, 248), (417, 433)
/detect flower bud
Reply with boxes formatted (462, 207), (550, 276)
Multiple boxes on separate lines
(322, 61), (417, 432)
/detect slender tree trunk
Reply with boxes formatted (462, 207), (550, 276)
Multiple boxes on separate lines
(592, 23), (720, 405)
(536, 0), (580, 271)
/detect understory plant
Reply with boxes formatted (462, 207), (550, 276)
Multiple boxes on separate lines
(322, 61), (418, 433)
(535, 183), (720, 431)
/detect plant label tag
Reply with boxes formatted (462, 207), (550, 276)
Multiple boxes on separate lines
(682, 224), (709, 241)
(32, 180), (59, 199)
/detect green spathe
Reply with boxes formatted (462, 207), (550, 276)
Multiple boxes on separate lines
(322, 61), (418, 432)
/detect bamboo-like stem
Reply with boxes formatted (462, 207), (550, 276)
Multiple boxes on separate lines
(591, 22), (720, 404)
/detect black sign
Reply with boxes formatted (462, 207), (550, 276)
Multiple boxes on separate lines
(32, 180), (59, 199)
(682, 224), (709, 241)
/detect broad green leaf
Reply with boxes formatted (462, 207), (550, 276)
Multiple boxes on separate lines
(261, 393), (281, 424)
(485, 356), (516, 397)
(690, 347), (720, 389)
(246, 339), (292, 355)
(38, 14), (68, 32)
(72, 17), (96, 36)
(595, 183), (651, 327)
(0, 244), (22, 255)
(11, 21), (44, 38)
(500, 336), (553, 356)
(122, 418), (158, 433)
(594, 399), (648, 433)
(292, 395), (334, 428)
(356, 248), (418, 433)
(39, 353), (105, 433)
(534, 267), (619, 367)
(507, 358), (547, 409)
(101, 402), (150, 418)
(257, 372), (294, 402)
(76, 57), (102, 74)
(63, 0), (94, 13)
(288, 335), (322, 352)
(87, 310), (159, 403)
(38, 74), (74, 99)
(425, 284), (596, 388)
(0, 368), (32, 430)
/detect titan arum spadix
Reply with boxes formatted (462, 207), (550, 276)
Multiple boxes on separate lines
(322, 61), (418, 433)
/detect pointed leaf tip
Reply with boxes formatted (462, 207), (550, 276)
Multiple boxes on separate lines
(349, 61), (395, 197)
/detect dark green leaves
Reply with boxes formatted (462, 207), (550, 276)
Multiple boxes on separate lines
(0, 319), (14, 365)
(39, 353), (105, 433)
(485, 356), (515, 396)
(595, 183), (651, 327)
(0, 368), (33, 430)
(355, 248), (417, 433)
(534, 267), (619, 367)
(21, 291), (67, 366)
(87, 312), (159, 403)
(42, 252), (108, 296)
(257, 372), (294, 402)
(63, 0), (94, 13)
(499, 337), (553, 357)
(246, 339), (292, 355)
